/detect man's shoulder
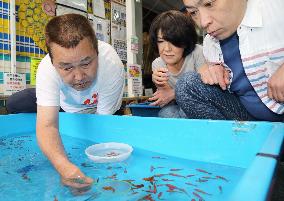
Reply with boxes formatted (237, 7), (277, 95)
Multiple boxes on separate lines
(98, 40), (115, 55)
(37, 54), (60, 83)
(97, 40), (123, 68)
(38, 54), (53, 72)
(192, 44), (203, 54)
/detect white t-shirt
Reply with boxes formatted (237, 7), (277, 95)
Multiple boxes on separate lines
(152, 44), (205, 88)
(36, 40), (125, 114)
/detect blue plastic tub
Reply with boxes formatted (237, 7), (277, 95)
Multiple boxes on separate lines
(0, 113), (283, 201)
(126, 102), (160, 117)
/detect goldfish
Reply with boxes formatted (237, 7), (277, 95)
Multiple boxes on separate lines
(143, 176), (155, 185)
(152, 156), (167, 159)
(123, 179), (135, 183)
(21, 173), (30, 181)
(81, 163), (93, 168)
(201, 176), (216, 179)
(218, 185), (223, 193)
(196, 178), (208, 183)
(165, 184), (178, 191)
(106, 151), (119, 157)
(131, 183), (144, 189)
(102, 186), (115, 193)
(162, 178), (174, 182)
(196, 168), (212, 175)
(185, 182), (198, 187)
(192, 191), (204, 200)
(194, 188), (212, 195)
(138, 194), (154, 201)
(154, 173), (168, 178)
(104, 173), (117, 180)
(170, 168), (183, 171)
(216, 175), (229, 182)
(168, 173), (186, 178)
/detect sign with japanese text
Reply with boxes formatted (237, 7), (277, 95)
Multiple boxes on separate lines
(4, 73), (26, 95)
(30, 57), (42, 85)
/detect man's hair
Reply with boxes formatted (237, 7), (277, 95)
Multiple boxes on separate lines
(45, 13), (98, 59)
(149, 10), (198, 57)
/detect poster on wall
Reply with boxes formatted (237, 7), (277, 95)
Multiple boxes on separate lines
(111, 2), (126, 62)
(3, 73), (26, 95)
(127, 64), (143, 97)
(56, 4), (87, 17)
(92, 0), (105, 18)
(30, 58), (42, 86)
(113, 39), (127, 62)
(131, 36), (139, 54)
(56, 0), (87, 12)
(88, 14), (110, 44)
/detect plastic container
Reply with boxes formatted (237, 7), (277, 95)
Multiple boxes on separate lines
(85, 142), (133, 163)
(126, 102), (160, 117)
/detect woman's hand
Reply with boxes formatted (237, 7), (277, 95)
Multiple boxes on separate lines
(148, 86), (175, 107)
(152, 67), (169, 87)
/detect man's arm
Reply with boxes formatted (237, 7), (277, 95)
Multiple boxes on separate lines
(268, 63), (284, 102)
(36, 105), (93, 189)
(198, 63), (230, 90)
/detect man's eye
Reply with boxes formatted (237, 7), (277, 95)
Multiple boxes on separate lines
(204, 0), (215, 7)
(81, 62), (91, 68)
(189, 10), (198, 16)
(63, 67), (73, 71)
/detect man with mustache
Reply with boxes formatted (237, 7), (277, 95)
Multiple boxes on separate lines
(34, 14), (124, 190)
(176, 0), (284, 121)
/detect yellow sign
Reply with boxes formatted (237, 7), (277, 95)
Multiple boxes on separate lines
(30, 58), (42, 85)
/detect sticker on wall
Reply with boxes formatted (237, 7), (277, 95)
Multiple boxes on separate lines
(93, 0), (105, 18)
(3, 72), (26, 95)
(88, 14), (110, 44)
(30, 57), (42, 86)
(56, 4), (87, 17)
(56, 0), (87, 12)
(131, 36), (139, 54)
(111, 2), (126, 62)
(127, 64), (143, 97)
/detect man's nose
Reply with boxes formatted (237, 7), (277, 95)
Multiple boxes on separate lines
(73, 67), (85, 81)
(199, 9), (212, 30)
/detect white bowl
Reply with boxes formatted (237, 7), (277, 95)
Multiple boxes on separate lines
(85, 142), (133, 163)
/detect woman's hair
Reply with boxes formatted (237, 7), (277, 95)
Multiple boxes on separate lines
(45, 13), (98, 59)
(149, 10), (198, 57)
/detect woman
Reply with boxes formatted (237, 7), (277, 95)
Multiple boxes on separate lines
(148, 10), (206, 118)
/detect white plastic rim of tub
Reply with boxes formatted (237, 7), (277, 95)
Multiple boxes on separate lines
(85, 142), (133, 163)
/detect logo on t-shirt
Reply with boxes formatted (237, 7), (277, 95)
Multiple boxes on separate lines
(83, 93), (98, 106)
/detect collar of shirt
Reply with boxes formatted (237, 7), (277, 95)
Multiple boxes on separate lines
(240, 0), (263, 28)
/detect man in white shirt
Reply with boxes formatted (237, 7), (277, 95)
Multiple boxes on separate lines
(35, 14), (124, 190)
(176, 0), (284, 121)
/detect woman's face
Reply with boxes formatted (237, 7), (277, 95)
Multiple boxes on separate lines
(157, 30), (185, 66)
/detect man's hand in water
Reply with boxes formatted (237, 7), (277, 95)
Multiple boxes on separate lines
(60, 163), (93, 194)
